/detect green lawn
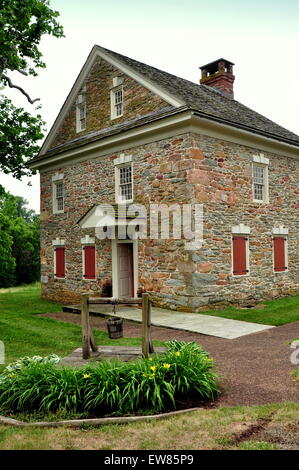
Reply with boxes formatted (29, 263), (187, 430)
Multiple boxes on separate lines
(0, 402), (298, 450)
(1, 283), (298, 368)
(0, 283), (163, 368)
(199, 294), (299, 326)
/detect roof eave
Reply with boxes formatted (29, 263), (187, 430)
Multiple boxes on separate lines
(29, 108), (299, 171)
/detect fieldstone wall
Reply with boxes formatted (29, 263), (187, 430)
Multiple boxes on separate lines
(40, 132), (299, 310)
(49, 56), (169, 150)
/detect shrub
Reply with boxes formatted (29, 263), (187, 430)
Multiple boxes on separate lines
(0, 342), (219, 416)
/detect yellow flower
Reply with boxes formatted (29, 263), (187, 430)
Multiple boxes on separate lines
(149, 373), (155, 379)
(150, 365), (156, 372)
(142, 373), (147, 378)
(175, 352), (181, 357)
(148, 357), (153, 362)
(83, 374), (91, 379)
(163, 363), (171, 369)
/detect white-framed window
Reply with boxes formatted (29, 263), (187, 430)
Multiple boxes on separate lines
(76, 92), (86, 132)
(118, 165), (132, 202)
(114, 154), (133, 203)
(111, 86), (123, 119)
(252, 154), (269, 203)
(52, 174), (65, 214)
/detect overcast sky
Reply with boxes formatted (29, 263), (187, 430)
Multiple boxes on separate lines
(2, 0), (299, 213)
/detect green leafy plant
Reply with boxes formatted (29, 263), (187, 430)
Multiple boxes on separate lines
(0, 354), (60, 384)
(0, 342), (219, 416)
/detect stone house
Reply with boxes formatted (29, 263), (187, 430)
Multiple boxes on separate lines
(30, 45), (299, 310)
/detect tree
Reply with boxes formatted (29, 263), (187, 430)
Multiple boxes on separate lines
(0, 190), (40, 287)
(0, 213), (15, 287)
(0, 0), (64, 100)
(0, 97), (44, 179)
(0, 0), (64, 179)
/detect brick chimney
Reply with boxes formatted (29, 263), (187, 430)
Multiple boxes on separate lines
(200, 59), (235, 99)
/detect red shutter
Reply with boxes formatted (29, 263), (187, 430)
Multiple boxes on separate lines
(84, 246), (96, 279)
(274, 237), (286, 272)
(55, 247), (65, 278)
(232, 237), (248, 275)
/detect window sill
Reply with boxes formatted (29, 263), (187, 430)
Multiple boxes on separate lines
(252, 199), (269, 204)
(232, 273), (250, 278)
(116, 199), (134, 205)
(111, 114), (123, 120)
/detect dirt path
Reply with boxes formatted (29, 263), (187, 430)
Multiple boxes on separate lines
(40, 312), (299, 406)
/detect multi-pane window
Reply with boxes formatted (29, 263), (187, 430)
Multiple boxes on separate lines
(253, 165), (264, 201)
(111, 87), (123, 118)
(55, 182), (64, 212)
(78, 104), (86, 131)
(252, 162), (269, 203)
(76, 92), (86, 132)
(118, 165), (133, 202)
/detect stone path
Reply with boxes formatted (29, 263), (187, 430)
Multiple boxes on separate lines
(65, 304), (274, 339)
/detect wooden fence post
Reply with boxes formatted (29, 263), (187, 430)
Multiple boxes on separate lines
(142, 293), (154, 358)
(81, 294), (90, 359)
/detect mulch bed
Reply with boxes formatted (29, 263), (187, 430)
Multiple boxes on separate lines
(39, 311), (299, 407)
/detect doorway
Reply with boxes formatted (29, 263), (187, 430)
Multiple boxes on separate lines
(117, 242), (134, 297)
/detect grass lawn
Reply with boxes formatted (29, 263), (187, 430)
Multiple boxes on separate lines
(293, 370), (299, 382)
(0, 402), (298, 450)
(199, 294), (299, 326)
(0, 283), (164, 368)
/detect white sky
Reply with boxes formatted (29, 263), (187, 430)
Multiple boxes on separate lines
(2, 0), (299, 213)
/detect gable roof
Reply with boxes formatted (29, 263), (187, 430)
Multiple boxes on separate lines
(34, 45), (299, 163)
(101, 46), (299, 145)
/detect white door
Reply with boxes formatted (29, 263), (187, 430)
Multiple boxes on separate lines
(118, 243), (133, 297)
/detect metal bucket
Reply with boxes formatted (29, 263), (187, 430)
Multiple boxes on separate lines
(107, 317), (123, 339)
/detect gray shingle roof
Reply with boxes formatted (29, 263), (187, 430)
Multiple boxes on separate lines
(35, 45), (299, 163)
(101, 46), (299, 146)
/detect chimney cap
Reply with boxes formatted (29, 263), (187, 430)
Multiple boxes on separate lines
(200, 58), (234, 73)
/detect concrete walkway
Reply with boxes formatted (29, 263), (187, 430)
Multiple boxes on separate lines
(66, 304), (274, 339)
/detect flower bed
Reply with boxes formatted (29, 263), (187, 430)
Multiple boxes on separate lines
(0, 341), (219, 418)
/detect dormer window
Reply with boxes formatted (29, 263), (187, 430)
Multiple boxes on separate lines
(76, 92), (86, 132)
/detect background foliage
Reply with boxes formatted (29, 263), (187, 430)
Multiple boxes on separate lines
(0, 190), (40, 287)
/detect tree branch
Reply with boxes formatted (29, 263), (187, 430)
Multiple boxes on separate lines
(2, 75), (40, 104)
(17, 69), (28, 76)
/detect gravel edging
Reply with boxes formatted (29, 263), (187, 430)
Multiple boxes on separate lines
(0, 407), (202, 429)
